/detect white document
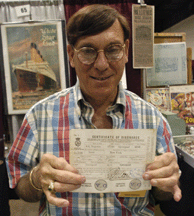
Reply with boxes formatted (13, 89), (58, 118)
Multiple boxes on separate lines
(70, 129), (156, 193)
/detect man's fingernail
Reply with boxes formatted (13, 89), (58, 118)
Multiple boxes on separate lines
(152, 180), (157, 186)
(144, 173), (149, 180)
(81, 176), (86, 183)
(63, 200), (69, 207)
(175, 194), (181, 202)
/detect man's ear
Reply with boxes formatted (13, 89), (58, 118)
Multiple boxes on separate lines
(124, 39), (129, 64)
(67, 44), (75, 68)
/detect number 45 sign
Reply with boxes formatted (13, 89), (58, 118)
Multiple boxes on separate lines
(15, 5), (30, 17)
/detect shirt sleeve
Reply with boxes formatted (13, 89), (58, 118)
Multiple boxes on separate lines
(6, 116), (39, 189)
(156, 113), (176, 155)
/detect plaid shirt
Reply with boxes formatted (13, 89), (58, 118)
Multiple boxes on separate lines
(6, 81), (175, 216)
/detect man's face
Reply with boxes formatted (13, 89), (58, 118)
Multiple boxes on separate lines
(68, 19), (129, 102)
(177, 97), (184, 104)
(173, 100), (179, 108)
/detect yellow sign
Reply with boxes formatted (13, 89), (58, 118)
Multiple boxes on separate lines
(118, 190), (147, 197)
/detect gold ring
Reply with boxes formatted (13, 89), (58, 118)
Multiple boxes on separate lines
(48, 181), (55, 193)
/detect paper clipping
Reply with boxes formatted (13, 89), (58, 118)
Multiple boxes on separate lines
(70, 129), (156, 193)
(132, 4), (154, 68)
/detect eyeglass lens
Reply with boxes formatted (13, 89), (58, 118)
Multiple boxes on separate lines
(76, 44), (125, 65)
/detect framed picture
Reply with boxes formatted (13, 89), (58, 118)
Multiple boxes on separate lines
(170, 85), (194, 126)
(145, 88), (170, 112)
(146, 42), (187, 87)
(0, 21), (69, 114)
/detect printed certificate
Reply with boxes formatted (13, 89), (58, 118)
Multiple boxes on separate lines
(70, 129), (156, 193)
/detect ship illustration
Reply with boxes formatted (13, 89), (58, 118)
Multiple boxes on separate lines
(12, 42), (57, 92)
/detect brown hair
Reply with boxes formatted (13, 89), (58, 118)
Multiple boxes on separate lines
(66, 4), (130, 46)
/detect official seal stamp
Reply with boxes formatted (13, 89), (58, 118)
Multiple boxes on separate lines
(94, 179), (107, 191)
(75, 137), (81, 147)
(129, 168), (144, 178)
(129, 178), (141, 190)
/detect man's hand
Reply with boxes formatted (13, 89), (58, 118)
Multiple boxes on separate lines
(32, 154), (86, 207)
(143, 152), (182, 202)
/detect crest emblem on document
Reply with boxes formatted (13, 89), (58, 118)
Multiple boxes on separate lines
(75, 137), (81, 147)
(95, 179), (107, 191)
(129, 178), (141, 190)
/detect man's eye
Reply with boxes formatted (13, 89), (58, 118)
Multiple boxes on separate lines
(81, 48), (96, 55)
(107, 46), (121, 53)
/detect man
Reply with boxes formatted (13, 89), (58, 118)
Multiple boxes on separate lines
(6, 4), (181, 215)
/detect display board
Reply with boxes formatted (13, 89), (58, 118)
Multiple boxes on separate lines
(154, 32), (192, 85)
(154, 32), (186, 43)
(146, 42), (187, 86)
(146, 32), (190, 87)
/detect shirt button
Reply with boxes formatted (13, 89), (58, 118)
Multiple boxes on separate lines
(100, 193), (104, 198)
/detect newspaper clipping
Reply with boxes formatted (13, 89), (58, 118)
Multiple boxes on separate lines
(132, 4), (154, 68)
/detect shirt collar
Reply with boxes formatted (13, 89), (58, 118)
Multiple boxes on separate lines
(74, 80), (126, 117)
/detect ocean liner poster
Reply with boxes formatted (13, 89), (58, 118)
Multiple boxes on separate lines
(1, 21), (67, 114)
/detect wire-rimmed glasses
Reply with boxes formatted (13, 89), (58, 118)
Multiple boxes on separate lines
(74, 44), (126, 65)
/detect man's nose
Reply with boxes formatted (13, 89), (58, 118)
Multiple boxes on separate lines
(93, 51), (109, 71)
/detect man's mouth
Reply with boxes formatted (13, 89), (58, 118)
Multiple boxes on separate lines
(91, 76), (111, 80)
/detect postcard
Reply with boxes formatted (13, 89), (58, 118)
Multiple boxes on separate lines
(145, 88), (170, 112)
